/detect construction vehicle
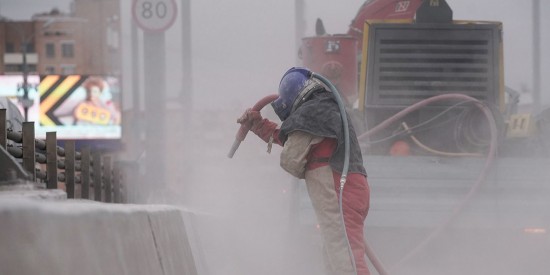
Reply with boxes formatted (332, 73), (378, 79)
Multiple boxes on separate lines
(294, 0), (550, 274)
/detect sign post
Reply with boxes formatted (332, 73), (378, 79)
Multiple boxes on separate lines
(132, 0), (177, 195)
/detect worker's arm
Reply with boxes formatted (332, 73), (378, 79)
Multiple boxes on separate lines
(280, 131), (323, 179)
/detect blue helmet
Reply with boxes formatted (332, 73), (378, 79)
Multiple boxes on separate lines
(272, 67), (312, 121)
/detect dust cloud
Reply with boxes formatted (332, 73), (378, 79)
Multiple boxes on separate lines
(77, 0), (550, 274)
(1, 0), (549, 274)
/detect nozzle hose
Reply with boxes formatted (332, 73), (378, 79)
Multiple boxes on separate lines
(227, 139), (241, 158)
(228, 94), (279, 158)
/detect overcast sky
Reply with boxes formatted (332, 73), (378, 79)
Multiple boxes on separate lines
(1, 0), (548, 110)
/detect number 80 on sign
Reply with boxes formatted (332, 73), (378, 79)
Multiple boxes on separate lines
(132, 0), (178, 32)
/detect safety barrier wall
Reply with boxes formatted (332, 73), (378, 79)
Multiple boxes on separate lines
(0, 108), (126, 203)
(0, 108), (199, 275)
(0, 198), (198, 275)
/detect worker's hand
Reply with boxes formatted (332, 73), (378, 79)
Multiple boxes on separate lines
(237, 109), (263, 129)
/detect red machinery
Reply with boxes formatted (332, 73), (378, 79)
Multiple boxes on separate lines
(290, 1), (550, 273)
(300, 35), (358, 103)
(300, 0), (423, 104)
(347, 0), (424, 49)
(301, 0), (509, 156)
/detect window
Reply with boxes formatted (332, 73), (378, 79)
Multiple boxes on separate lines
(60, 64), (76, 75)
(45, 66), (56, 74)
(25, 64), (37, 73)
(26, 43), (35, 53)
(5, 64), (37, 73)
(45, 43), (55, 58)
(5, 64), (20, 72)
(5, 42), (15, 53)
(61, 42), (74, 58)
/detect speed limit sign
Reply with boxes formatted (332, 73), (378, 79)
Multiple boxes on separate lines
(132, 0), (178, 32)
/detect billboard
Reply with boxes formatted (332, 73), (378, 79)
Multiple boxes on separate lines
(0, 75), (121, 140)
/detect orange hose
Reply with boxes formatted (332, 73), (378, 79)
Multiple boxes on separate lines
(401, 122), (484, 157)
(357, 94), (498, 272)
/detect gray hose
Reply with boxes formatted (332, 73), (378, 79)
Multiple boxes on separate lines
(311, 76), (350, 190)
(311, 73), (356, 275)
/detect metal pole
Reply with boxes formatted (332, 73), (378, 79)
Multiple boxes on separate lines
(113, 161), (121, 203)
(46, 132), (58, 189)
(0, 109), (6, 149)
(295, 0), (306, 65)
(104, 156), (112, 202)
(181, 0), (192, 110)
(22, 122), (35, 181)
(8, 22), (40, 122)
(179, 0), (193, 199)
(81, 147), (91, 199)
(533, 0), (541, 114)
(93, 151), (102, 201)
(131, 22), (141, 134)
(65, 140), (76, 198)
(144, 31), (166, 193)
(22, 42), (29, 121)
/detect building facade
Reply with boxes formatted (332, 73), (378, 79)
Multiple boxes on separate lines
(73, 0), (121, 76)
(0, 1), (121, 77)
(0, 21), (38, 75)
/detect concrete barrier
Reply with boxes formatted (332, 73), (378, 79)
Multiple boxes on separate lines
(0, 198), (198, 275)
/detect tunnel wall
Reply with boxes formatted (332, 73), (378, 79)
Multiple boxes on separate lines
(0, 198), (198, 275)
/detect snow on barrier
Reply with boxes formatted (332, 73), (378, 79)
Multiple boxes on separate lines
(0, 198), (198, 275)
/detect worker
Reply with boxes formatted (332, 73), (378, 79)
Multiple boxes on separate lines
(237, 67), (370, 275)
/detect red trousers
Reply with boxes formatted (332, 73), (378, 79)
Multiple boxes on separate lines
(251, 120), (370, 274)
(307, 139), (370, 275)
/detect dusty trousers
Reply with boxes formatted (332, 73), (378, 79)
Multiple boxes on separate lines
(305, 166), (370, 275)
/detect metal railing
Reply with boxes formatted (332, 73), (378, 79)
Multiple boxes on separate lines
(0, 109), (126, 203)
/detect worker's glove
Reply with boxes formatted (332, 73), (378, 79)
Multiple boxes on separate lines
(237, 108), (263, 130)
(237, 109), (278, 144)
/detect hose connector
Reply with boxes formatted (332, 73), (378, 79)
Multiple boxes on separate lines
(340, 175), (347, 191)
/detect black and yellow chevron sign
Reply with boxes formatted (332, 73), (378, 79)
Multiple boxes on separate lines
(38, 75), (87, 126)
